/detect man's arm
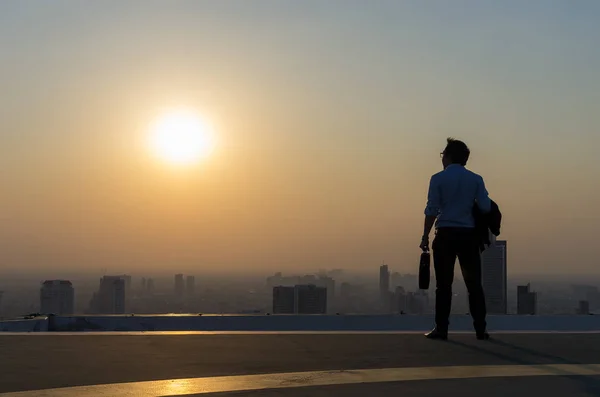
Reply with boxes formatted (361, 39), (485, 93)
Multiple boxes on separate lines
(421, 176), (440, 250)
(422, 215), (437, 245)
(476, 176), (491, 213)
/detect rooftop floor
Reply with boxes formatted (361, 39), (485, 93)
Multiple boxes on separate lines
(1, 332), (600, 396)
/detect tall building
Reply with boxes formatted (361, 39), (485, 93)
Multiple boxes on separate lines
(185, 275), (196, 296)
(394, 286), (407, 313)
(390, 272), (402, 290)
(174, 274), (185, 298)
(89, 276), (126, 314)
(317, 276), (335, 310)
(481, 234), (507, 314)
(113, 275), (132, 307)
(379, 264), (391, 311)
(406, 290), (430, 314)
(379, 264), (390, 295)
(578, 300), (590, 315)
(295, 285), (327, 314)
(272, 285), (327, 314)
(272, 286), (295, 314)
(119, 275), (132, 292)
(517, 284), (537, 315)
(340, 282), (352, 300)
(40, 280), (75, 315)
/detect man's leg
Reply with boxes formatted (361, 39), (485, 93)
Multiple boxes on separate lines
(432, 230), (457, 333)
(457, 231), (487, 335)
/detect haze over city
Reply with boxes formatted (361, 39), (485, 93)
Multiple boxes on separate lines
(1, 1), (599, 277)
(3, 4), (600, 396)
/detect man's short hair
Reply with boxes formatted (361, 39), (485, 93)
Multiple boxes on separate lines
(444, 138), (470, 166)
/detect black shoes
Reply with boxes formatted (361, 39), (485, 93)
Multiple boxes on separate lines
(425, 328), (448, 340)
(425, 328), (490, 341)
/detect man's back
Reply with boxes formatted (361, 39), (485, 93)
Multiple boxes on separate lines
(421, 138), (491, 340)
(425, 164), (491, 228)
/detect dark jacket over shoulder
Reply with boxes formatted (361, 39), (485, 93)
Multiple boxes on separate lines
(473, 200), (502, 252)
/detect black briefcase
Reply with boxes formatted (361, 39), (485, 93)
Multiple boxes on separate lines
(419, 250), (431, 290)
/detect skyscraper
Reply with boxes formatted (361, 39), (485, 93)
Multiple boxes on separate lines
(174, 274), (185, 298)
(517, 284), (537, 315)
(295, 285), (327, 314)
(317, 275), (335, 311)
(119, 274), (132, 307)
(481, 234), (507, 314)
(40, 280), (75, 315)
(578, 300), (590, 315)
(272, 286), (295, 314)
(394, 286), (407, 313)
(272, 285), (327, 314)
(119, 275), (132, 292)
(89, 276), (126, 314)
(406, 290), (430, 314)
(379, 264), (390, 296)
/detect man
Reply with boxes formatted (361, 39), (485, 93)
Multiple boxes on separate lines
(420, 138), (491, 340)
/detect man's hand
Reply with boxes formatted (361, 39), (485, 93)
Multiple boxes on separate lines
(419, 235), (430, 252)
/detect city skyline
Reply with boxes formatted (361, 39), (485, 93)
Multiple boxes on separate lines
(3, 256), (600, 320)
(2, 2), (600, 276)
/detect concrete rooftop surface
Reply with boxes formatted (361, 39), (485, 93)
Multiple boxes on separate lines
(1, 332), (600, 396)
(3, 314), (600, 332)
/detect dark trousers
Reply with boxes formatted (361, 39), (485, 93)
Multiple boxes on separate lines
(432, 227), (487, 332)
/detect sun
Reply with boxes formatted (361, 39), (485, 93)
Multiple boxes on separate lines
(148, 110), (215, 165)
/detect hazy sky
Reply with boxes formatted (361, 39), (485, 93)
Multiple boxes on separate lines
(1, 1), (599, 276)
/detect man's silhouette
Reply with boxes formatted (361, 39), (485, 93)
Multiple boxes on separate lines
(420, 138), (491, 340)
